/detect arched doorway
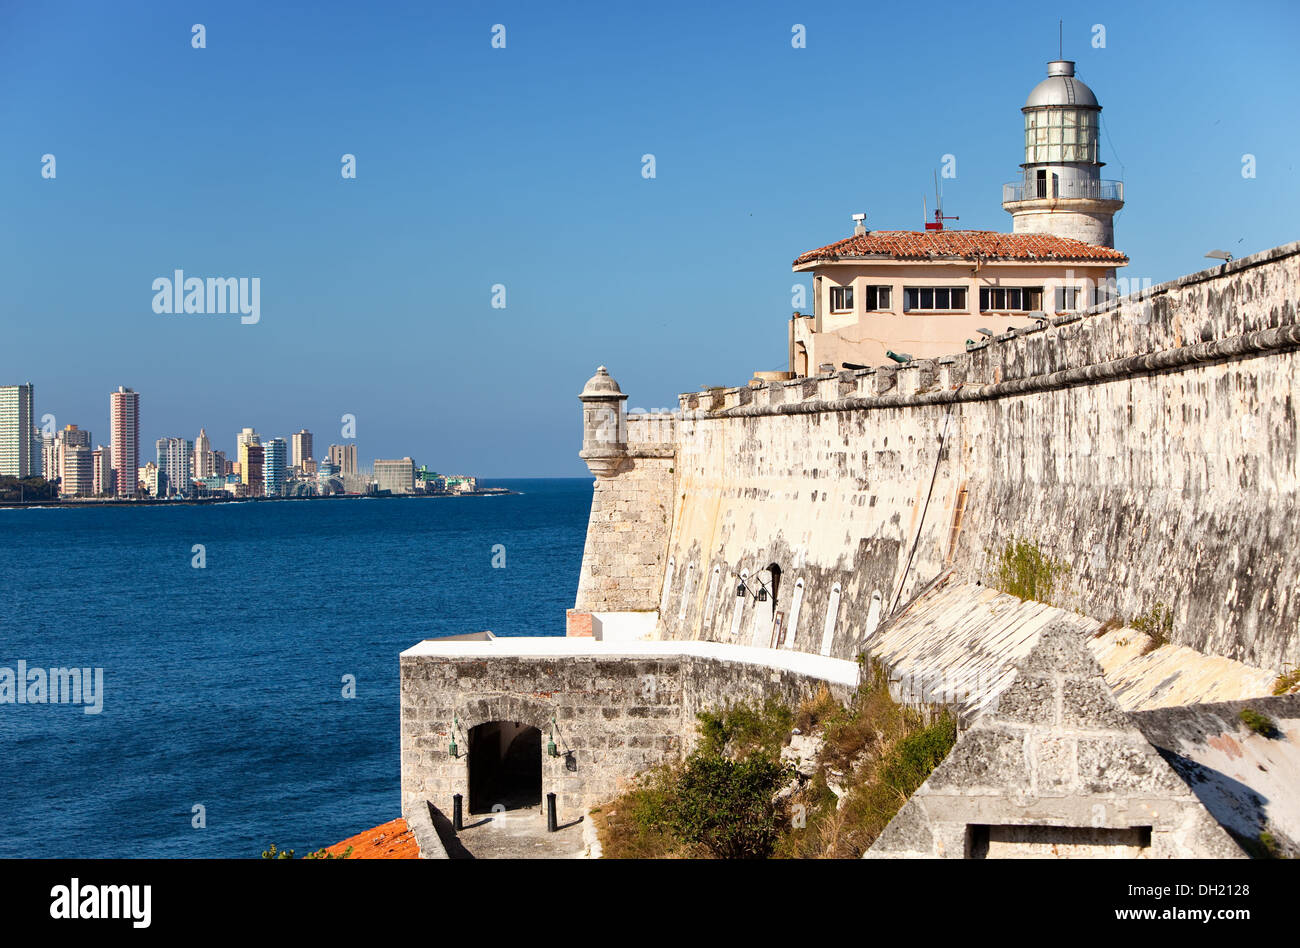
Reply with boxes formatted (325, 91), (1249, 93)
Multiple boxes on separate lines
(468, 721), (543, 814)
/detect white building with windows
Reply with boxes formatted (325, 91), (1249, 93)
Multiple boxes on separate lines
(0, 384), (37, 478)
(375, 457), (416, 494)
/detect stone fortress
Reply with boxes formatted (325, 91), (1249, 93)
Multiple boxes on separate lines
(399, 58), (1300, 858)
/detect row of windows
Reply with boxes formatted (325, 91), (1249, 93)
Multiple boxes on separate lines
(904, 286), (967, 312)
(829, 284), (1091, 315)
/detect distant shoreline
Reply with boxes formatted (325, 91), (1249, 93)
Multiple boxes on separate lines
(0, 488), (518, 510)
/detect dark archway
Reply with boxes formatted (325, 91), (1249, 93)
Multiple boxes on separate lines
(468, 721), (542, 814)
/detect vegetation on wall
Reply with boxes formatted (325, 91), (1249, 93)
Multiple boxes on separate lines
(1274, 667), (1300, 696)
(1132, 602), (1175, 653)
(776, 669), (956, 858)
(592, 670), (957, 859)
(1238, 708), (1278, 738)
(989, 538), (1069, 602)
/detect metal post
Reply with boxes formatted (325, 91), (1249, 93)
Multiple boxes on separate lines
(453, 793), (463, 831)
(546, 792), (557, 833)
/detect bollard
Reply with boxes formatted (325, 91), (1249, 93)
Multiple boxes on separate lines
(453, 793), (463, 831)
(546, 792), (557, 833)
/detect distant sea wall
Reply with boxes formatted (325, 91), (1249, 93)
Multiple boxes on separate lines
(586, 242), (1300, 669)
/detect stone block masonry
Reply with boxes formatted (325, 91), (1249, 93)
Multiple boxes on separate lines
(399, 639), (858, 823)
(569, 414), (677, 634)
(867, 623), (1244, 858)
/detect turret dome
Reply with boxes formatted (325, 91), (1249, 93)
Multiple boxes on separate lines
(1024, 60), (1100, 109)
(579, 365), (625, 400)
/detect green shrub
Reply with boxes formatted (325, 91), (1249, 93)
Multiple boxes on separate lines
(594, 767), (682, 859)
(1239, 708), (1278, 738)
(1274, 668), (1300, 696)
(304, 845), (351, 859)
(880, 713), (958, 798)
(261, 843), (294, 859)
(1133, 602), (1175, 653)
(990, 539), (1069, 602)
(667, 751), (790, 859)
(695, 697), (793, 759)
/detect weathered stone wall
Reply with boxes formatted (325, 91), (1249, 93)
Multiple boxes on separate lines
(866, 625), (1244, 859)
(399, 641), (856, 820)
(630, 243), (1300, 669)
(571, 415), (677, 625)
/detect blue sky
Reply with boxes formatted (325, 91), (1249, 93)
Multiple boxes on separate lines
(2, 1), (1296, 476)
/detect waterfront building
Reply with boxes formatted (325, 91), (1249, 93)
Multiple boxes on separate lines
(110, 386), (140, 497)
(61, 445), (94, 497)
(156, 437), (194, 497)
(291, 429), (313, 470)
(239, 442), (264, 497)
(789, 59), (1127, 374)
(375, 457), (416, 494)
(140, 461), (160, 498)
(264, 437), (287, 497)
(0, 384), (37, 477)
(92, 445), (113, 496)
(194, 428), (214, 478)
(41, 433), (60, 486)
(328, 443), (357, 475)
(212, 449), (228, 476)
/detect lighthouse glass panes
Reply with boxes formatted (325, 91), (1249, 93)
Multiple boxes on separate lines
(1024, 108), (1098, 164)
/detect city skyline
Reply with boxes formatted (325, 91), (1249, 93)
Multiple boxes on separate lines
(0, 379), (481, 499)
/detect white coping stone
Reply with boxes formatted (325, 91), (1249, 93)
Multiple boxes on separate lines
(400, 637), (861, 688)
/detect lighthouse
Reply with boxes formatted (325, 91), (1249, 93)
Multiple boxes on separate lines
(1002, 60), (1124, 248)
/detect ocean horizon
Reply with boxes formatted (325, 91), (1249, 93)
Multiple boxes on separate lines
(0, 477), (592, 857)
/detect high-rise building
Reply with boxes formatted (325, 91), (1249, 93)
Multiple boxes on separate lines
(140, 461), (160, 498)
(291, 429), (313, 470)
(328, 442), (357, 475)
(92, 445), (113, 496)
(156, 437), (194, 497)
(110, 387), (140, 497)
(263, 438), (287, 497)
(54, 425), (91, 488)
(239, 441), (264, 496)
(61, 445), (94, 497)
(0, 383), (37, 477)
(60, 424), (91, 450)
(194, 428), (214, 478)
(212, 450), (228, 477)
(42, 433), (60, 486)
(375, 457), (416, 494)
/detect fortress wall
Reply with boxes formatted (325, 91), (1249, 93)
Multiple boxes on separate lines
(643, 243), (1300, 669)
(571, 416), (677, 624)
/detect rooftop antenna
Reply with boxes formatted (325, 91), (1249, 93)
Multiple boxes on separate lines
(925, 170), (959, 231)
(1059, 19), (1063, 59)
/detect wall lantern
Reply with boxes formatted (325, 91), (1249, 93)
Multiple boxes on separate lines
(449, 715), (460, 758)
(548, 717), (559, 758)
(736, 578), (768, 602)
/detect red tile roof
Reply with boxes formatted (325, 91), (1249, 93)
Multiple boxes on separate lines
(793, 230), (1128, 267)
(323, 817), (419, 859)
